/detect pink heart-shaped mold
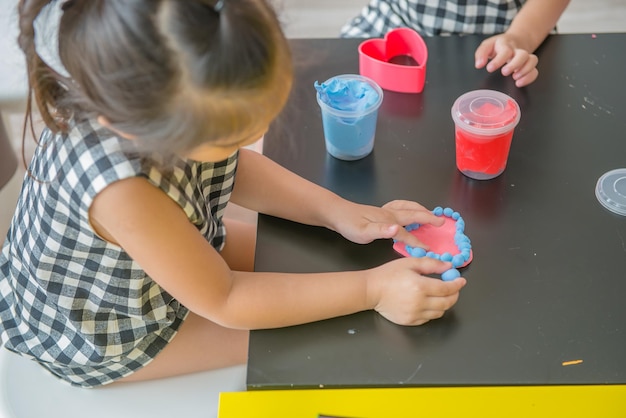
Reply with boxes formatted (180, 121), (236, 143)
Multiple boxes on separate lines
(358, 28), (428, 93)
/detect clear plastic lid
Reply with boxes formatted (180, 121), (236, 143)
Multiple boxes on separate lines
(451, 89), (521, 135)
(595, 168), (626, 216)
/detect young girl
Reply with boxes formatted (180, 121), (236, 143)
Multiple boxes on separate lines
(341, 0), (571, 87)
(0, 0), (466, 388)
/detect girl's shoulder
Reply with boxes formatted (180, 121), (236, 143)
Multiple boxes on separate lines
(42, 117), (148, 188)
(24, 118), (146, 216)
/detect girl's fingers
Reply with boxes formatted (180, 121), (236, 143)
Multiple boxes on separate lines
(392, 226), (429, 249)
(390, 209), (445, 228)
(514, 69), (539, 87)
(382, 200), (429, 212)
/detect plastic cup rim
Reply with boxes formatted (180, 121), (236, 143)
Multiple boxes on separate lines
(451, 89), (521, 136)
(316, 74), (384, 117)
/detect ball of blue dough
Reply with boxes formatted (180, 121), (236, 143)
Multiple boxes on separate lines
(441, 269), (461, 281)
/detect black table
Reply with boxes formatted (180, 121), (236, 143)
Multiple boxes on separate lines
(247, 34), (626, 390)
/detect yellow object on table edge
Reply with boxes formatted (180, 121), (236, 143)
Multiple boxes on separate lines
(218, 385), (626, 417)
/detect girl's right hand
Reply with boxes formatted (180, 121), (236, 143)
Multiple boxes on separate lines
(366, 257), (467, 326)
(474, 33), (539, 88)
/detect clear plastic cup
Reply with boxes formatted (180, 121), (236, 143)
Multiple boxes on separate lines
(451, 90), (521, 180)
(315, 74), (383, 161)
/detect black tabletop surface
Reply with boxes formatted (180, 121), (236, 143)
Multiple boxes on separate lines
(247, 34), (626, 389)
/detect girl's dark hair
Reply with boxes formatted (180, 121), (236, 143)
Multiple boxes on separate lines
(18, 0), (293, 155)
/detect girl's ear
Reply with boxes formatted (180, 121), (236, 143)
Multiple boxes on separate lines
(96, 116), (137, 140)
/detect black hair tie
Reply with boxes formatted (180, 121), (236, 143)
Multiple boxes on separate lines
(61, 0), (76, 11)
(213, 0), (225, 13)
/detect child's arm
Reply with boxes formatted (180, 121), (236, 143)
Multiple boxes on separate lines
(231, 148), (444, 249)
(89, 177), (466, 329)
(474, 0), (571, 87)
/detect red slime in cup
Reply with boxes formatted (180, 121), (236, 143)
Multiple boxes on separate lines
(455, 128), (513, 176)
(453, 97), (519, 179)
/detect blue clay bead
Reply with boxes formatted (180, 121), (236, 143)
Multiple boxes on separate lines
(410, 247), (426, 257)
(426, 251), (440, 260)
(440, 252), (453, 262)
(443, 207), (453, 217)
(405, 223), (419, 232)
(455, 238), (469, 248)
(461, 249), (471, 260)
(442, 269), (461, 282)
(452, 212), (460, 220)
(433, 207), (443, 216)
(452, 254), (465, 267)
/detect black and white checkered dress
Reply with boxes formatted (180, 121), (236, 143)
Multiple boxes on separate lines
(0, 118), (238, 387)
(341, 0), (526, 38)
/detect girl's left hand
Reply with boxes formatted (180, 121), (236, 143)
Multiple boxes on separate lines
(332, 200), (444, 249)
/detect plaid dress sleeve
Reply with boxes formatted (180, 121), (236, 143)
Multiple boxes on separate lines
(0, 118), (238, 387)
(340, 0), (525, 38)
